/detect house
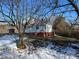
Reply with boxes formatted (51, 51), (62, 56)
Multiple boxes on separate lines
(25, 16), (56, 38)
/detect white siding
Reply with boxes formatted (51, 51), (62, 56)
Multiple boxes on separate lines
(26, 24), (53, 33)
(46, 24), (52, 32)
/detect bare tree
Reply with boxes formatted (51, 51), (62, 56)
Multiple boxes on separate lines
(43, 0), (79, 25)
(0, 0), (44, 49)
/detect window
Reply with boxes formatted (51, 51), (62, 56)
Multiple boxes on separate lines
(36, 26), (39, 30)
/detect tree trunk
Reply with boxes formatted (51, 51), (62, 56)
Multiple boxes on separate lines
(17, 33), (26, 49)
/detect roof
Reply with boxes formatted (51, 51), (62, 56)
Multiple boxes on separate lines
(0, 21), (8, 25)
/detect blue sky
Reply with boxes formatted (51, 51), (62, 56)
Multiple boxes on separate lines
(0, 0), (78, 23)
(54, 0), (78, 22)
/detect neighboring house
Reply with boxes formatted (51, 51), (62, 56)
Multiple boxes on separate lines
(0, 21), (18, 34)
(73, 24), (79, 32)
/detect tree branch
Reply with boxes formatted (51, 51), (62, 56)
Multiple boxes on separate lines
(54, 10), (75, 14)
(44, 3), (71, 15)
(68, 0), (79, 16)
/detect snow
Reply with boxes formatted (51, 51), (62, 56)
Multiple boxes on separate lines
(0, 35), (79, 59)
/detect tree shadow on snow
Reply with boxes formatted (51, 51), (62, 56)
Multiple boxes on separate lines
(27, 38), (79, 58)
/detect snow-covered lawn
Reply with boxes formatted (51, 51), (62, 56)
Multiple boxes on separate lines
(0, 35), (79, 59)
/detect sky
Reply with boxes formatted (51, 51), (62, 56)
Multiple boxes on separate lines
(0, 0), (79, 24)
(54, 0), (78, 22)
